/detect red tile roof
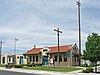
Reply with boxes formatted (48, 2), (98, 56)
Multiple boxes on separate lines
(24, 45), (72, 55)
(24, 48), (42, 55)
(47, 45), (72, 54)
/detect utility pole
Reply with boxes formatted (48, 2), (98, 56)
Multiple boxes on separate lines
(77, 0), (81, 66)
(54, 28), (62, 67)
(14, 38), (18, 64)
(0, 40), (5, 64)
(14, 38), (18, 55)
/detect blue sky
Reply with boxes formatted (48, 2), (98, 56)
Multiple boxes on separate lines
(0, 0), (100, 54)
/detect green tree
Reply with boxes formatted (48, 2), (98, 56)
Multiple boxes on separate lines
(84, 33), (100, 72)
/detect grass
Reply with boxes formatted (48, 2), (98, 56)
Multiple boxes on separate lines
(24, 66), (82, 72)
(0, 64), (6, 67)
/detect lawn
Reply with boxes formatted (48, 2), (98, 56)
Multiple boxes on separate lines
(0, 65), (6, 67)
(25, 66), (82, 72)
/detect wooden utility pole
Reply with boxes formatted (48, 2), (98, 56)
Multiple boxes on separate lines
(77, 0), (81, 66)
(0, 40), (5, 64)
(54, 28), (62, 67)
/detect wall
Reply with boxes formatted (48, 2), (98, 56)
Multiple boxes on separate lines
(27, 55), (42, 64)
(1, 54), (27, 65)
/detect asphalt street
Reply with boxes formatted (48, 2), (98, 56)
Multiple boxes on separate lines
(0, 70), (41, 75)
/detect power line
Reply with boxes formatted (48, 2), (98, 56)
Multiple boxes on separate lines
(33, 33), (56, 43)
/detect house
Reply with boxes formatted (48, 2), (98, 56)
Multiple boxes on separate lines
(1, 54), (27, 65)
(47, 44), (79, 66)
(24, 43), (79, 66)
(23, 47), (50, 65)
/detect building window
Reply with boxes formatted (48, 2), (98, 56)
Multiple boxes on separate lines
(55, 55), (57, 62)
(43, 49), (47, 52)
(75, 56), (77, 62)
(50, 55), (52, 58)
(17, 56), (19, 59)
(72, 56), (77, 62)
(33, 56), (35, 62)
(30, 56), (32, 62)
(73, 47), (77, 50)
(36, 56), (38, 62)
(64, 55), (67, 62)
(59, 55), (62, 62)
(9, 57), (11, 62)
(24, 56), (27, 59)
(2, 57), (5, 64)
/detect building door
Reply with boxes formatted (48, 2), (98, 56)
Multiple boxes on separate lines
(20, 57), (23, 64)
(42, 56), (48, 65)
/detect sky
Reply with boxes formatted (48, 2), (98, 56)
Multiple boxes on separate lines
(0, 0), (100, 54)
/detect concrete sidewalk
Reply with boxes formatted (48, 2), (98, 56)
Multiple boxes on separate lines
(0, 67), (99, 75)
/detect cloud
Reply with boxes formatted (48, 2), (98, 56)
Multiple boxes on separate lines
(0, 0), (100, 54)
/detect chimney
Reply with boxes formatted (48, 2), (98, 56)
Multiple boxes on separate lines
(33, 45), (36, 49)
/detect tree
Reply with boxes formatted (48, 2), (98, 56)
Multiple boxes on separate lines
(84, 33), (100, 72)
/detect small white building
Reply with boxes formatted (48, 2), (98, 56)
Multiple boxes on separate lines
(1, 54), (27, 65)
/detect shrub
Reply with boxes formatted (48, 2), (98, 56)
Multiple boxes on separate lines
(80, 64), (88, 67)
(86, 67), (93, 72)
(35, 63), (42, 66)
(14, 65), (23, 68)
(82, 69), (90, 73)
(32, 64), (36, 67)
(89, 64), (100, 67)
(6, 65), (12, 68)
(82, 67), (93, 73)
(28, 64), (32, 67)
(37, 63), (42, 66)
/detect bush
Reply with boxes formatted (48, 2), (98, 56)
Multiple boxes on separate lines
(37, 63), (42, 66)
(32, 64), (36, 67)
(82, 67), (93, 73)
(35, 63), (42, 66)
(80, 64), (88, 67)
(86, 67), (93, 72)
(89, 64), (100, 67)
(6, 65), (12, 68)
(8, 64), (24, 68)
(28, 64), (32, 67)
(14, 65), (23, 68)
(82, 69), (90, 73)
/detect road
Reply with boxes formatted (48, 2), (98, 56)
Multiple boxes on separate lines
(0, 70), (41, 75)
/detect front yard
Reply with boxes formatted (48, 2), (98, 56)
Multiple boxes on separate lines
(0, 64), (82, 72)
(24, 66), (82, 72)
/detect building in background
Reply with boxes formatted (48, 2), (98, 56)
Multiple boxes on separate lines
(47, 44), (79, 66)
(1, 54), (27, 65)
(24, 43), (79, 67)
(23, 47), (50, 65)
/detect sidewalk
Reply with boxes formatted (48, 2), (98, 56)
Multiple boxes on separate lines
(0, 67), (99, 75)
